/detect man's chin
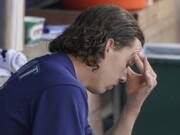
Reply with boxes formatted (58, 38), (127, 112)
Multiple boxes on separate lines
(106, 85), (114, 90)
(87, 88), (107, 94)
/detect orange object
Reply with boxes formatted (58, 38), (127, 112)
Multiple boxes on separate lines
(61, 0), (148, 10)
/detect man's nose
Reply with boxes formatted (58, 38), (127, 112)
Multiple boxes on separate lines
(119, 69), (128, 83)
(119, 76), (127, 83)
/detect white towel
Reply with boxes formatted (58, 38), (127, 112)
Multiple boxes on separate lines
(0, 49), (27, 77)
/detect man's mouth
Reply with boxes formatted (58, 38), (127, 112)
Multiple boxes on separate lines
(106, 85), (115, 90)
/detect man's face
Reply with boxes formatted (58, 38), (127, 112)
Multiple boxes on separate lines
(88, 38), (142, 94)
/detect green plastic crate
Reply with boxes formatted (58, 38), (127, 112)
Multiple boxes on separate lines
(132, 44), (180, 135)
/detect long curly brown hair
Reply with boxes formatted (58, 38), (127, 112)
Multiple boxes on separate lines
(49, 5), (144, 70)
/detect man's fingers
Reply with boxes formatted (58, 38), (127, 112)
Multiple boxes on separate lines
(146, 59), (157, 79)
(127, 67), (136, 75)
(143, 57), (157, 89)
(127, 67), (141, 76)
(140, 54), (157, 79)
(134, 54), (144, 74)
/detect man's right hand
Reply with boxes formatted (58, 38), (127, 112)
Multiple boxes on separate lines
(125, 54), (157, 113)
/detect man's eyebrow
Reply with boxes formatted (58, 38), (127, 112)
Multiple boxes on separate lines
(130, 50), (141, 57)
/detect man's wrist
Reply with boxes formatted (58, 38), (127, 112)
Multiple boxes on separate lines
(123, 102), (142, 117)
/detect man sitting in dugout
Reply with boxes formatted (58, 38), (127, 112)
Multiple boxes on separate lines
(0, 4), (157, 135)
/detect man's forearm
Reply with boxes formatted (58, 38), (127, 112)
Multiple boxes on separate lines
(105, 105), (141, 135)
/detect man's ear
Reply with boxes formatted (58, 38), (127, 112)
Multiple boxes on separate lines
(103, 38), (115, 59)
